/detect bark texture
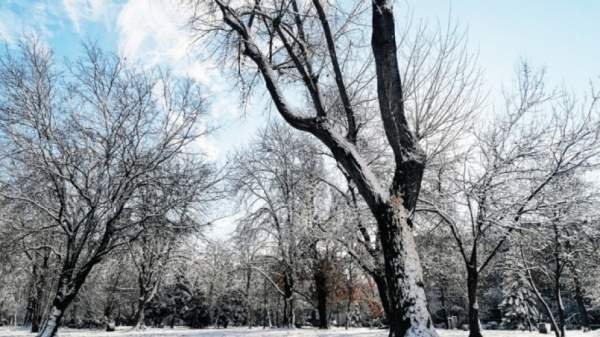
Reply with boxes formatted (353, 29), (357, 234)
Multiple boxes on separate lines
(374, 204), (435, 337)
(466, 267), (482, 337)
(573, 274), (590, 331)
(314, 258), (330, 329)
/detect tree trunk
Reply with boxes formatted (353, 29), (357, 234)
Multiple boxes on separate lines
(314, 259), (330, 329)
(32, 255), (48, 334)
(37, 269), (83, 337)
(245, 267), (253, 328)
(262, 277), (271, 329)
(573, 274), (590, 331)
(372, 272), (391, 321)
(439, 285), (448, 329)
(289, 297), (296, 328)
(134, 301), (145, 330)
(375, 204), (437, 337)
(104, 267), (122, 332)
(282, 296), (288, 328)
(316, 292), (328, 329)
(345, 264), (353, 329)
(37, 306), (63, 337)
(25, 264), (39, 332)
(527, 274), (560, 337)
(555, 283), (566, 337)
(467, 267), (482, 337)
(552, 223), (565, 337)
(282, 274), (295, 328)
(37, 285), (75, 337)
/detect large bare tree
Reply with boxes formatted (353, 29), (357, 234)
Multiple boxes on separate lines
(191, 1), (482, 335)
(0, 39), (209, 337)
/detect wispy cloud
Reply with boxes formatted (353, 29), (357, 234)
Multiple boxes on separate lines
(0, 0), (74, 44)
(62, 0), (110, 33)
(117, 0), (247, 160)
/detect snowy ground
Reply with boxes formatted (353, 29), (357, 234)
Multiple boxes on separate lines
(0, 327), (598, 337)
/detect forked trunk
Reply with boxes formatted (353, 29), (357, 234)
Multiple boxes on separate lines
(467, 268), (482, 337)
(375, 203), (437, 337)
(37, 275), (79, 337)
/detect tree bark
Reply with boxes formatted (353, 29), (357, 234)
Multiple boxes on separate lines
(25, 264), (39, 332)
(466, 267), (482, 337)
(104, 266), (122, 331)
(37, 306), (64, 337)
(37, 265), (86, 337)
(372, 271), (391, 321)
(134, 300), (146, 330)
(31, 271), (45, 333)
(573, 274), (590, 331)
(374, 204), (436, 337)
(282, 273), (295, 328)
(25, 250), (49, 333)
(314, 260), (330, 329)
(245, 266), (253, 328)
(552, 222), (565, 337)
(439, 285), (448, 329)
(554, 281), (566, 337)
(345, 263), (353, 329)
(526, 272), (560, 337)
(37, 286), (72, 337)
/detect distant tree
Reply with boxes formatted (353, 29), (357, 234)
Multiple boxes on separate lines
(130, 171), (213, 330)
(519, 175), (599, 337)
(230, 122), (327, 328)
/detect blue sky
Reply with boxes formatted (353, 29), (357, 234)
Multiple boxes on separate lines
(409, 0), (599, 93)
(1, 0), (598, 237)
(1, 0), (598, 153)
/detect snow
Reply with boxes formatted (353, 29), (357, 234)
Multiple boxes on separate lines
(1, 327), (599, 337)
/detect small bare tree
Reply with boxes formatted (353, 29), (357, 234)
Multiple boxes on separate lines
(230, 122), (326, 328)
(417, 63), (600, 337)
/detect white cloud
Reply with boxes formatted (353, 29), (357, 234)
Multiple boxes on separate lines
(117, 0), (249, 161)
(116, 0), (233, 88)
(62, 0), (110, 32)
(117, 0), (192, 69)
(0, 21), (11, 43)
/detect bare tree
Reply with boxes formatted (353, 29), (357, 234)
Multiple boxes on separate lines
(0, 39), (208, 337)
(230, 122), (327, 328)
(190, 1), (483, 335)
(417, 63), (600, 337)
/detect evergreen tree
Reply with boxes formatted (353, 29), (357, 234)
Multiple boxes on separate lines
(500, 261), (539, 330)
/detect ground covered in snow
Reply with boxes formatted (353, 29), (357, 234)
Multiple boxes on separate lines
(0, 327), (598, 337)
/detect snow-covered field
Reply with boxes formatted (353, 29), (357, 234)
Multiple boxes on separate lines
(0, 327), (598, 337)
